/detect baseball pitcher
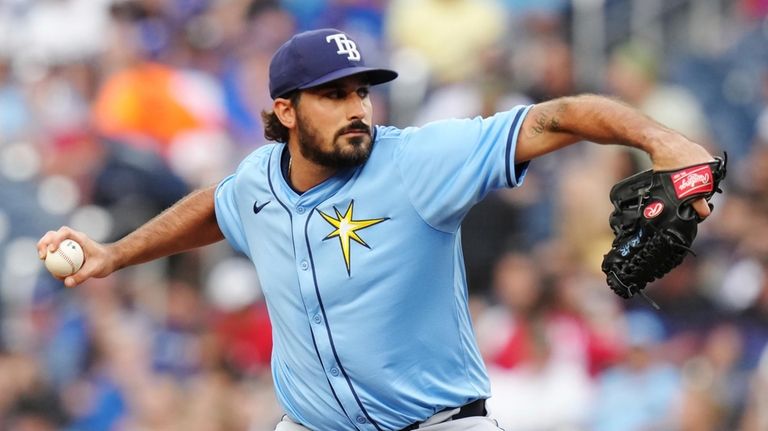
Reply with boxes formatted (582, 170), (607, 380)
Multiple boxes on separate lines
(38, 29), (718, 431)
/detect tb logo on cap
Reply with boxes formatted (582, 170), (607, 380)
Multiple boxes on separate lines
(326, 34), (361, 61)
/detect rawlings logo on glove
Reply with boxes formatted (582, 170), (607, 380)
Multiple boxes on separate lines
(601, 155), (727, 305)
(673, 166), (714, 198)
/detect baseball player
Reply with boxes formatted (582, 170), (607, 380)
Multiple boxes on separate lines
(38, 29), (715, 431)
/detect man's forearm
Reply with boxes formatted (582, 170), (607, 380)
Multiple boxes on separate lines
(549, 94), (670, 147)
(111, 185), (224, 270)
(516, 94), (711, 170)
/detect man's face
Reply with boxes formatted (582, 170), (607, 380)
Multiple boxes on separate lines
(293, 75), (374, 169)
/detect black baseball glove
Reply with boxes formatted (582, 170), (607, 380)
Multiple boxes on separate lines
(601, 155), (727, 302)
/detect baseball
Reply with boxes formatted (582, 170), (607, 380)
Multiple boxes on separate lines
(45, 239), (85, 278)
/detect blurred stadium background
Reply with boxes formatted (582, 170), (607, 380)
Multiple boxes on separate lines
(1, 0), (768, 430)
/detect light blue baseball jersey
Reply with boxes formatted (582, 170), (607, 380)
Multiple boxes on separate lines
(214, 105), (532, 431)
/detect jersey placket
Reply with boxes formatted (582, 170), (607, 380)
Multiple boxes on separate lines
(290, 195), (380, 431)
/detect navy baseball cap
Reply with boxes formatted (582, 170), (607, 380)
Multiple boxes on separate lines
(269, 28), (398, 99)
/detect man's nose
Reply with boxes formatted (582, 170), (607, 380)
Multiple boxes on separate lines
(346, 94), (366, 120)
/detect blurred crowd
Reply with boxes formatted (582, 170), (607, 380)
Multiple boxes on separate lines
(1, 0), (768, 430)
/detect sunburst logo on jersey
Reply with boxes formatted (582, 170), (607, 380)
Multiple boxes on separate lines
(318, 200), (388, 275)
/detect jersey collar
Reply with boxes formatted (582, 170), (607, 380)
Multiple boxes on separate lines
(270, 144), (359, 209)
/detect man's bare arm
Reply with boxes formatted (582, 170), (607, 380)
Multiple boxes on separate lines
(514, 94), (714, 216)
(515, 94), (712, 167)
(37, 185), (224, 287)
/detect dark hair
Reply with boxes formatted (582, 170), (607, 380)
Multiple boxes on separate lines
(261, 92), (301, 143)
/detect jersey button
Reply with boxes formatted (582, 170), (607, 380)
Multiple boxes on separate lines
(330, 367), (340, 377)
(313, 314), (321, 324)
(300, 260), (309, 270)
(296, 206), (305, 214)
(356, 416), (367, 424)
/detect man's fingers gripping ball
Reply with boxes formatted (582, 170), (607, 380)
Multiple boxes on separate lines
(601, 154), (727, 300)
(44, 239), (85, 279)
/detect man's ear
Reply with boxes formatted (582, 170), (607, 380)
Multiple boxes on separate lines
(273, 98), (296, 129)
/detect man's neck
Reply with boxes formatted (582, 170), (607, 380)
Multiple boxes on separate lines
(284, 144), (338, 193)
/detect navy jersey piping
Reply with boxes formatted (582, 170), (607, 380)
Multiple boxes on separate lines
(505, 108), (526, 187)
(305, 209), (383, 431)
(308, 320), (359, 429)
(267, 146), (296, 255)
(267, 146), (293, 220)
(268, 148), (356, 428)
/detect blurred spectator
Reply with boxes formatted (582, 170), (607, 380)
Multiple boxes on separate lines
(320, 0), (387, 43)
(0, 353), (67, 430)
(645, 259), (721, 348)
(387, 0), (506, 85)
(92, 62), (222, 155)
(516, 35), (582, 103)
(591, 310), (684, 431)
(151, 280), (205, 380)
(501, 0), (569, 36)
(219, 0), (295, 149)
(737, 262), (768, 369)
(0, 59), (31, 142)
(480, 253), (606, 430)
(94, 1), (235, 188)
(738, 0), (768, 20)
(28, 64), (92, 141)
(607, 41), (711, 150)
(90, 139), (189, 239)
(460, 193), (524, 297)
(555, 146), (632, 270)
(5, 386), (67, 431)
(6, 0), (111, 64)
(205, 257), (272, 376)
(482, 252), (622, 372)
(414, 44), (529, 125)
(54, 276), (136, 431)
(711, 136), (768, 368)
(679, 323), (748, 431)
(739, 342), (768, 431)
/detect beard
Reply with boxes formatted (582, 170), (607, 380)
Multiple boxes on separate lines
(295, 113), (373, 169)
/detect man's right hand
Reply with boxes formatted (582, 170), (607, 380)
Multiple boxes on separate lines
(37, 226), (117, 288)
(644, 130), (716, 220)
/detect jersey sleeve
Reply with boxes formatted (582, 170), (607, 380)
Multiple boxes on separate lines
(393, 105), (532, 232)
(214, 166), (250, 257)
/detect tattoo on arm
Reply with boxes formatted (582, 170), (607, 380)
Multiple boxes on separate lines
(550, 105), (564, 131)
(531, 114), (547, 136)
(526, 103), (566, 138)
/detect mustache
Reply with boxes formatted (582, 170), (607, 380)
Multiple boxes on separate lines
(336, 121), (371, 138)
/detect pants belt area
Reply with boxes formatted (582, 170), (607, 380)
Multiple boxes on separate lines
(398, 399), (487, 431)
